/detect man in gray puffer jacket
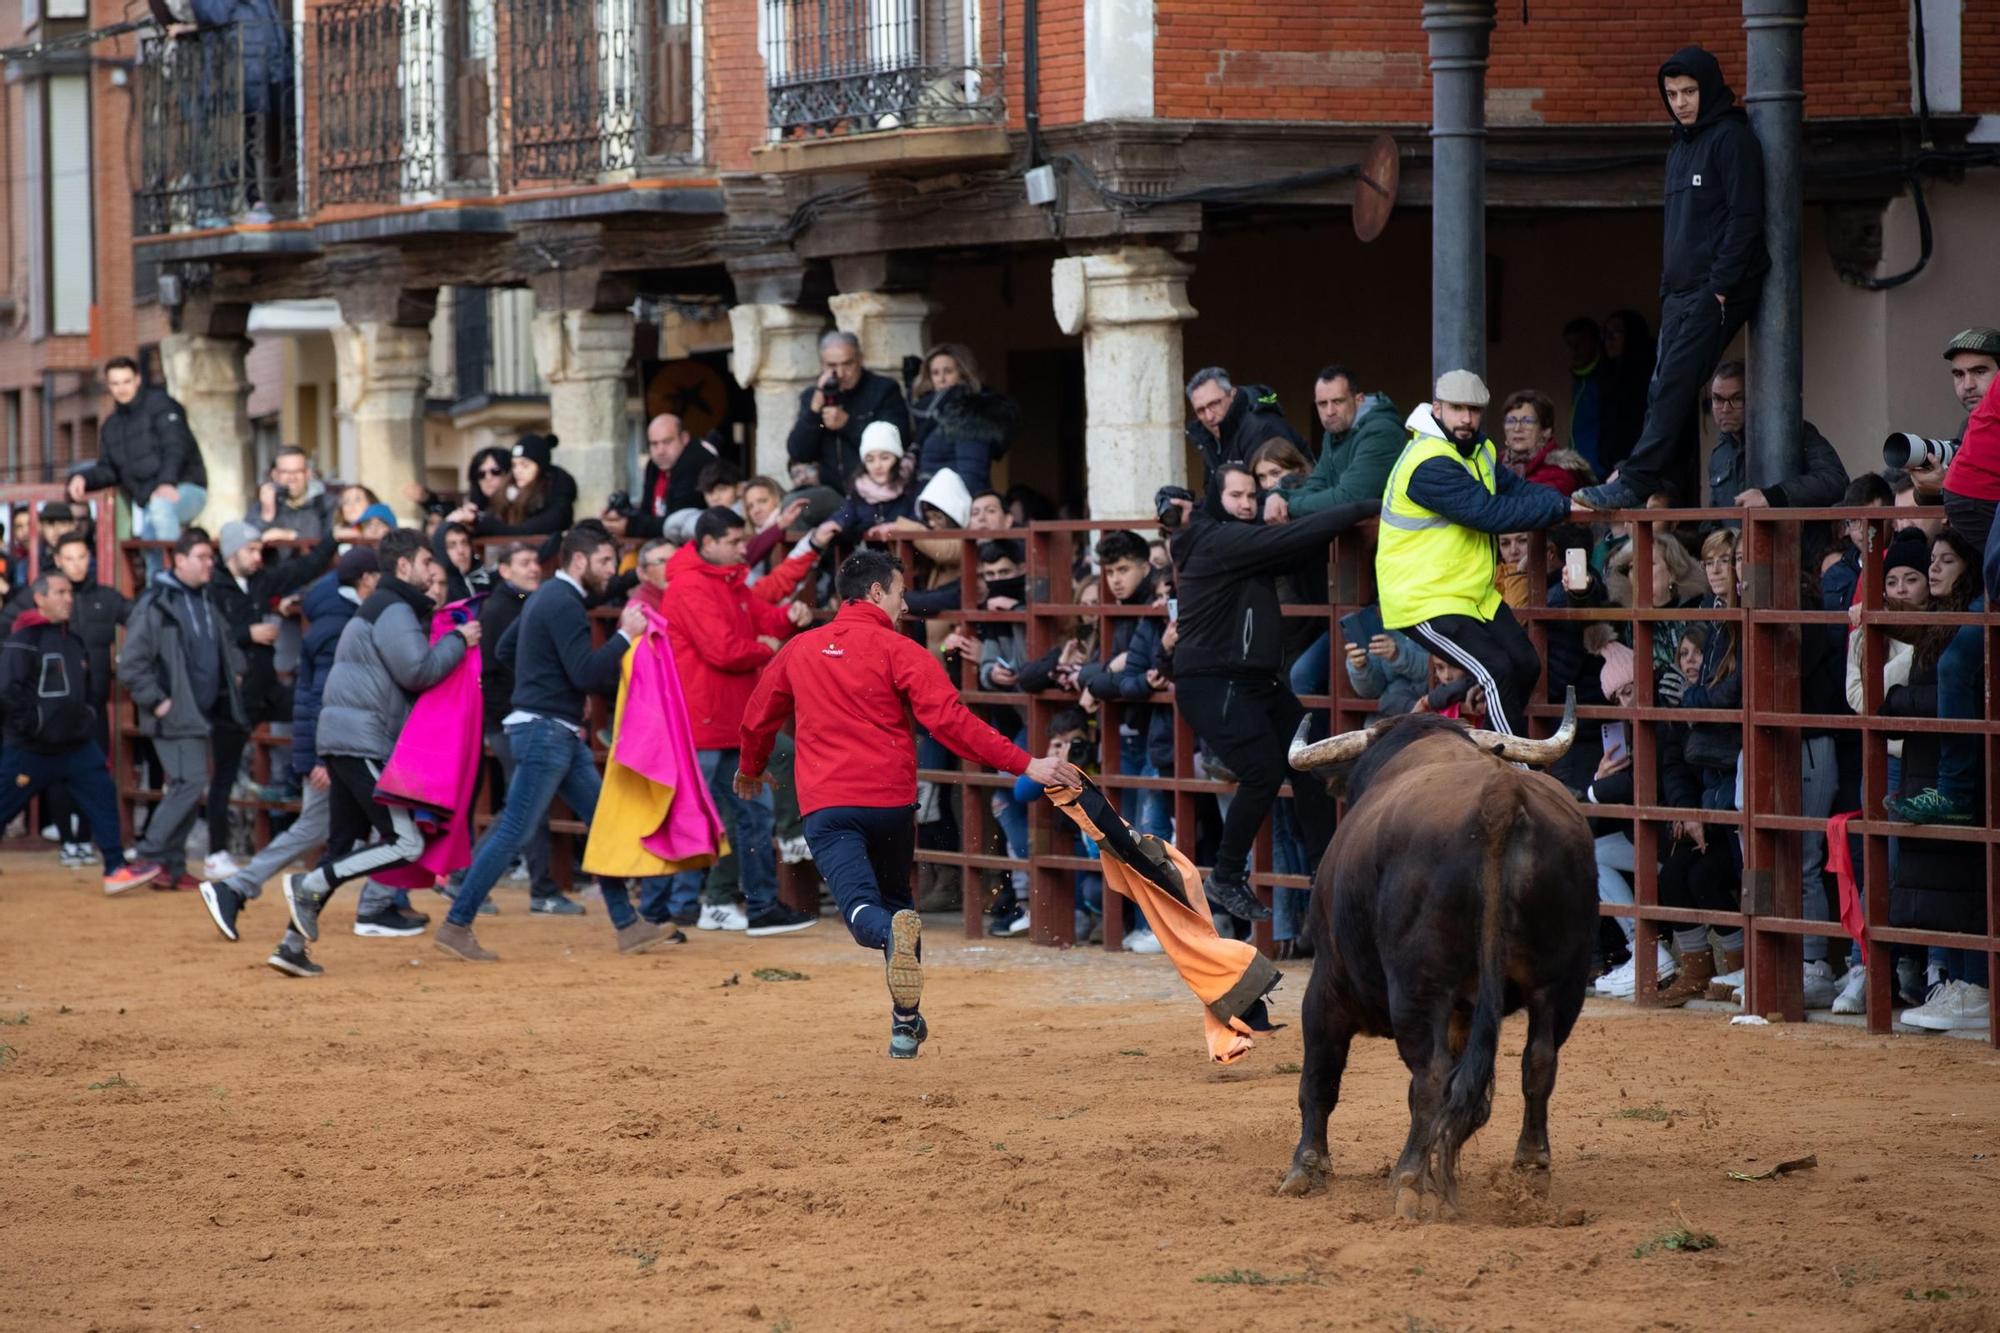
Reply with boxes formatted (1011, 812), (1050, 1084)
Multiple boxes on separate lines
(283, 529), (477, 944)
(118, 529), (245, 887)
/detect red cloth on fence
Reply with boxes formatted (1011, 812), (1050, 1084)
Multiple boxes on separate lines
(1826, 809), (1867, 952)
(372, 597), (485, 889)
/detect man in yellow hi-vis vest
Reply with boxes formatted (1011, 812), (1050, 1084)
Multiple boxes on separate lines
(1375, 371), (1571, 736)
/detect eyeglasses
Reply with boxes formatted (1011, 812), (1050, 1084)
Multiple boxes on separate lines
(1711, 393), (1746, 409)
(477, 467), (504, 479)
(1501, 416), (1541, 430)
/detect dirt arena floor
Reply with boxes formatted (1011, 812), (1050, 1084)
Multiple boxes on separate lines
(3, 852), (1998, 1332)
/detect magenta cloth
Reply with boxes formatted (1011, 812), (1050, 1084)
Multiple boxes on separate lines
(372, 598), (485, 889)
(604, 603), (727, 869)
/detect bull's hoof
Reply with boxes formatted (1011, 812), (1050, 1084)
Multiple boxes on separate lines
(1277, 1150), (1327, 1197)
(1512, 1147), (1553, 1175)
(1392, 1183), (1423, 1221)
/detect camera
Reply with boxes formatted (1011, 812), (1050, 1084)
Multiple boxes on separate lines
(605, 490), (637, 519)
(1883, 432), (1958, 472)
(1065, 736), (1095, 769)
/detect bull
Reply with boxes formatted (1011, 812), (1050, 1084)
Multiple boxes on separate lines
(1276, 691), (1596, 1220)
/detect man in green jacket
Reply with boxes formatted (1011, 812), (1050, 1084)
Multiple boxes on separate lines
(1274, 366), (1404, 520)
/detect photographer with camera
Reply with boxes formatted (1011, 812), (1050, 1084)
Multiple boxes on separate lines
(1912, 327), (2000, 553)
(786, 332), (912, 491)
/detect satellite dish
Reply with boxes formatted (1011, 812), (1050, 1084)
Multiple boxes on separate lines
(1353, 134), (1400, 243)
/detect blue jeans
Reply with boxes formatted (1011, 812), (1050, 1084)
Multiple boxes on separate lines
(1271, 798), (1312, 942)
(804, 803), (917, 952)
(448, 717), (633, 929)
(697, 747), (777, 916)
(992, 788), (1029, 861)
(138, 482), (207, 542)
(1935, 594), (1984, 805)
(1290, 632), (1330, 698)
(1118, 733), (1171, 840)
(0, 741), (129, 870)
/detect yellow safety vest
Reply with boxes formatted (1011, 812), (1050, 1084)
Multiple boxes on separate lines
(1375, 430), (1502, 630)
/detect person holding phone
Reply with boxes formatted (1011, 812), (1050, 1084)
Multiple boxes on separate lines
(785, 331), (913, 491)
(1377, 371), (1571, 739)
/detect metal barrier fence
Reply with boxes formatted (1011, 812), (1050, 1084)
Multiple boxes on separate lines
(97, 510), (1998, 1046)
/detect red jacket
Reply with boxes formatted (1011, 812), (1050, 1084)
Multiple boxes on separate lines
(1506, 438), (1582, 496)
(739, 600), (1032, 815)
(660, 543), (799, 749)
(1944, 380), (2000, 503)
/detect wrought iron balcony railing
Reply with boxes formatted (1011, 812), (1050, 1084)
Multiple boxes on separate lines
(762, 0), (1001, 138)
(509, 0), (703, 186)
(315, 0), (496, 204)
(135, 22), (302, 235)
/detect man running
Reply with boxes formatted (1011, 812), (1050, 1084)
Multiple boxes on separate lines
(736, 549), (1082, 1059)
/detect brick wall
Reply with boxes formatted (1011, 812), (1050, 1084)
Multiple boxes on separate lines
(1147, 1), (1999, 127)
(707, 0), (766, 171)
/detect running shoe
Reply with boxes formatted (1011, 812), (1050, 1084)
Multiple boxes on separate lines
(266, 943), (322, 978)
(103, 861), (164, 895)
(746, 904), (817, 937)
(884, 909), (924, 1012)
(200, 881), (246, 941)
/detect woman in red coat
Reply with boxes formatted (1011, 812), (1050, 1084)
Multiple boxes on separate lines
(1498, 389), (1595, 497)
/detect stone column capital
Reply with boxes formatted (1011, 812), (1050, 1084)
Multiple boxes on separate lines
(1051, 247), (1196, 337)
(829, 291), (937, 379)
(531, 309), (637, 387)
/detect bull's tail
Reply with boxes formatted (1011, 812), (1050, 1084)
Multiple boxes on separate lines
(1433, 785), (1530, 1164)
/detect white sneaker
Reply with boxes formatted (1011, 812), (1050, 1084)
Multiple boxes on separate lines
(1710, 966), (1744, 997)
(697, 903), (748, 932)
(1831, 965), (1868, 1015)
(59, 842), (95, 868)
(1903, 980), (1991, 1033)
(40, 823), (60, 843)
(1801, 959), (1838, 1009)
(778, 836), (812, 865)
(1123, 928), (1164, 955)
(203, 850), (242, 880)
(1594, 957), (1637, 997)
(505, 859), (530, 883)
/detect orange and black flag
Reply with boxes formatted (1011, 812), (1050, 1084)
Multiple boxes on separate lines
(1047, 777), (1282, 1065)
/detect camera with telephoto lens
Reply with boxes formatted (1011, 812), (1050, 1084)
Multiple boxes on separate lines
(1882, 432), (1958, 472)
(1065, 736), (1095, 770)
(604, 490), (637, 519)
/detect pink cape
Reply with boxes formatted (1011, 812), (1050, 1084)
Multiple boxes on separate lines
(372, 597), (485, 889)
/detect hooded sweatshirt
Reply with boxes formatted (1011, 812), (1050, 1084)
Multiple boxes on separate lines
(1657, 45), (1768, 302)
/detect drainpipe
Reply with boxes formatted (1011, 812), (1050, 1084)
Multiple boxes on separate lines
(1743, 0), (1806, 487)
(1423, 1), (1495, 381)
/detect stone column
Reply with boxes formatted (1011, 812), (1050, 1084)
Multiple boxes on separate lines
(828, 290), (936, 381)
(331, 321), (432, 503)
(1052, 247), (1197, 520)
(531, 309), (635, 518)
(160, 333), (253, 529)
(729, 303), (828, 480)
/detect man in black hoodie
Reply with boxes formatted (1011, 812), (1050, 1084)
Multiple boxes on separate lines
(1577, 46), (1767, 511)
(1166, 469), (1376, 920)
(1184, 367), (1308, 492)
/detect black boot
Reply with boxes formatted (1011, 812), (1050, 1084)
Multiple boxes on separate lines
(1204, 869), (1270, 921)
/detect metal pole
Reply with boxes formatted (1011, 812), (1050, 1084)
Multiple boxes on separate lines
(1743, 0), (1806, 487)
(1424, 1), (1495, 381)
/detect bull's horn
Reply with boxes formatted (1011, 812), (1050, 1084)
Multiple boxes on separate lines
(1288, 715), (1374, 771)
(1464, 688), (1578, 766)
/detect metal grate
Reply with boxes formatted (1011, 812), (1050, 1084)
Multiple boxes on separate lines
(508, 0), (703, 186)
(135, 24), (301, 234)
(762, 0), (1000, 137)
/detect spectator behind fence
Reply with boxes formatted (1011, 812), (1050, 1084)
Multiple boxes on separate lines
(603, 413), (718, 543)
(118, 530), (246, 892)
(1599, 309), (1656, 472)
(909, 343), (1019, 496)
(788, 331), (912, 491)
(69, 356), (208, 550)
(1929, 326), (2000, 552)
(451, 433), (577, 539)
(1279, 365), (1403, 521)
(1165, 467), (1376, 921)
(0, 570), (162, 894)
(1498, 389), (1595, 496)
(1577, 47), (1766, 510)
(1378, 371), (1570, 738)
(1696, 360), (1850, 513)
(812, 423), (918, 551)
(1076, 530), (1174, 841)
(246, 445), (336, 541)
(1183, 366), (1308, 492)
(1564, 316), (1612, 472)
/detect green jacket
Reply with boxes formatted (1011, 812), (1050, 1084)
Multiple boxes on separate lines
(1288, 394), (1405, 516)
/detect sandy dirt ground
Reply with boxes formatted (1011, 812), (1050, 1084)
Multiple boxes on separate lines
(3, 851), (1998, 1332)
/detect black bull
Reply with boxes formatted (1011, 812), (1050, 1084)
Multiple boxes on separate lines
(1277, 701), (1597, 1219)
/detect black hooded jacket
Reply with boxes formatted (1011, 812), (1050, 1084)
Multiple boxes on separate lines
(1184, 384), (1307, 490)
(1168, 495), (1376, 680)
(1657, 46), (1768, 302)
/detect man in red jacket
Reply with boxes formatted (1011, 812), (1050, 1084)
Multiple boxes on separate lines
(661, 507), (817, 936)
(738, 549), (1081, 1058)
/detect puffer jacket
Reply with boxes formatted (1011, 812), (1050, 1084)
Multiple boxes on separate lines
(1184, 382), (1307, 488)
(72, 386), (205, 509)
(659, 543), (801, 749)
(117, 572), (245, 739)
(0, 611), (98, 754)
(913, 386), (1020, 495)
(289, 573), (361, 778)
(315, 576), (467, 762)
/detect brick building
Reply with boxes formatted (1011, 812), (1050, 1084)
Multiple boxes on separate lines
(18, 0), (2000, 527)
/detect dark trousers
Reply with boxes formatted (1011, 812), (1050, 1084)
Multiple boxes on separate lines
(804, 803), (917, 952)
(1943, 490), (1996, 558)
(208, 721), (250, 858)
(1615, 288), (1754, 498)
(1176, 673), (1336, 884)
(1410, 604), (1543, 738)
(311, 754), (424, 893)
(0, 741), (128, 871)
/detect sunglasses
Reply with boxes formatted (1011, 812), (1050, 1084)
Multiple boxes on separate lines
(476, 467), (504, 479)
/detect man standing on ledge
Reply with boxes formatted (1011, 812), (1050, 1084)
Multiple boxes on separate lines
(736, 550), (1082, 1060)
(1575, 45), (1765, 511)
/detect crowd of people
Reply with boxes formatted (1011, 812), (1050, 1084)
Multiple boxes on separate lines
(10, 46), (1998, 1051)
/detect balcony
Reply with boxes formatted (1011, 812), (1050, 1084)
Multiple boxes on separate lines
(508, 0), (704, 188)
(134, 23), (306, 245)
(758, 0), (1005, 172)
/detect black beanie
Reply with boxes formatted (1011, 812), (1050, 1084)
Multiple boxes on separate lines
(512, 432), (556, 471)
(1882, 528), (1930, 580)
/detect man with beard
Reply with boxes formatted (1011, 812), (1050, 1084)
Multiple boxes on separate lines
(1377, 371), (1571, 739)
(1165, 467), (1376, 922)
(430, 526), (659, 960)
